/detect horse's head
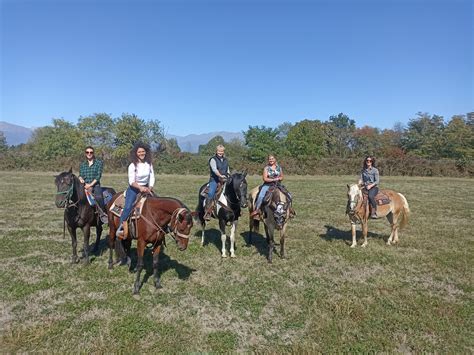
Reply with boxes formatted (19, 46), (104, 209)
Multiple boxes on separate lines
(269, 189), (289, 230)
(228, 171), (248, 208)
(170, 208), (194, 251)
(54, 168), (75, 208)
(347, 183), (363, 215)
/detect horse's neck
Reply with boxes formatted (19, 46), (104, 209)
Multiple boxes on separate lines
(72, 176), (86, 204)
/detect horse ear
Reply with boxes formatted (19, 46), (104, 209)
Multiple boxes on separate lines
(243, 169), (247, 177)
(347, 184), (350, 189)
(68, 167), (73, 173)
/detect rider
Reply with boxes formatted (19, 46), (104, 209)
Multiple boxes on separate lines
(203, 144), (230, 220)
(359, 155), (379, 219)
(116, 142), (155, 239)
(250, 154), (286, 218)
(78, 146), (108, 224)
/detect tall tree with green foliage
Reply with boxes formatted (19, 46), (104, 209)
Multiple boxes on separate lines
(198, 135), (226, 156)
(286, 119), (327, 159)
(29, 119), (84, 161)
(326, 113), (356, 158)
(244, 126), (281, 162)
(444, 115), (474, 167)
(0, 131), (7, 154)
(352, 126), (382, 157)
(77, 113), (115, 159)
(402, 112), (446, 159)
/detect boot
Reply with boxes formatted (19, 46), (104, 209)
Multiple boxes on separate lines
(370, 206), (377, 219)
(116, 221), (128, 240)
(203, 198), (214, 221)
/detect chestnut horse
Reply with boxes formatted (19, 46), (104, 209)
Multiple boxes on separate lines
(54, 168), (116, 264)
(346, 183), (410, 247)
(108, 194), (193, 294)
(248, 184), (291, 263)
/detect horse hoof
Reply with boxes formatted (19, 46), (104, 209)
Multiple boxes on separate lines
(230, 254), (236, 258)
(350, 243), (357, 248)
(222, 254), (227, 258)
(361, 243), (368, 248)
(108, 264), (113, 270)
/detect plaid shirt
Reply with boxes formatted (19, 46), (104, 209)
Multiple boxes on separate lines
(79, 159), (103, 184)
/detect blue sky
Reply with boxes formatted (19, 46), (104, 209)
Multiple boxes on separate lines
(1, 0), (472, 136)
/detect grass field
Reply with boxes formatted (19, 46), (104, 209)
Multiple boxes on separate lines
(0, 171), (472, 352)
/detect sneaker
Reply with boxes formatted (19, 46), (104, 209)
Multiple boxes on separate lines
(100, 214), (108, 224)
(370, 213), (378, 219)
(116, 226), (124, 239)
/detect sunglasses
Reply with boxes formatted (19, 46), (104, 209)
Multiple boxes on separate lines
(85, 151), (94, 154)
(366, 159), (372, 162)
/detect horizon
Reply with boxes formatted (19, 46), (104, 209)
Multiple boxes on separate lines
(1, 0), (472, 136)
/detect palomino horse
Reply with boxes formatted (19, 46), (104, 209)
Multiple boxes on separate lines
(54, 168), (116, 264)
(346, 183), (410, 247)
(248, 184), (290, 263)
(196, 172), (248, 258)
(108, 194), (193, 294)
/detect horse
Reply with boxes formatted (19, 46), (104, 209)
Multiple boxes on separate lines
(54, 168), (116, 264)
(195, 172), (248, 258)
(248, 183), (291, 263)
(107, 194), (194, 294)
(346, 183), (410, 247)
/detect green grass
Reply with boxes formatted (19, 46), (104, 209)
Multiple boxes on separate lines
(0, 171), (472, 352)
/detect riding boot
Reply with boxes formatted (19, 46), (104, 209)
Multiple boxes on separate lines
(203, 198), (214, 221)
(116, 221), (128, 240)
(370, 206), (378, 219)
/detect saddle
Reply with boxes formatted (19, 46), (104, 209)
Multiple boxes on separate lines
(200, 181), (225, 199)
(109, 191), (148, 219)
(362, 189), (391, 206)
(259, 184), (293, 207)
(84, 188), (113, 207)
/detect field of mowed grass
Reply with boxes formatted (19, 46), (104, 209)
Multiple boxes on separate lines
(0, 171), (472, 352)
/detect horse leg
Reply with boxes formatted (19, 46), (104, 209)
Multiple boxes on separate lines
(201, 220), (206, 247)
(386, 212), (395, 245)
(361, 222), (368, 248)
(82, 225), (91, 264)
(133, 240), (146, 294)
(219, 219), (227, 258)
(264, 224), (274, 263)
(93, 223), (102, 254)
(350, 223), (357, 248)
(69, 226), (79, 264)
(152, 245), (162, 289)
(229, 220), (238, 258)
(280, 226), (287, 259)
(108, 234), (114, 270)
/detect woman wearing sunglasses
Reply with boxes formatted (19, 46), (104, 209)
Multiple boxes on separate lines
(359, 156), (379, 218)
(78, 146), (108, 223)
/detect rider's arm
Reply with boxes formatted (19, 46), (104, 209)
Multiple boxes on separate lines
(263, 168), (275, 183)
(148, 164), (155, 188)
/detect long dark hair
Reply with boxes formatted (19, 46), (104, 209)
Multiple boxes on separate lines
(363, 156), (376, 169)
(130, 142), (153, 165)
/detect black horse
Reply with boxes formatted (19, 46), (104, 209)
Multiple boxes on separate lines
(196, 172), (248, 258)
(54, 168), (116, 264)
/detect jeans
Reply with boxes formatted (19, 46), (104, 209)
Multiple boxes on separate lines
(255, 184), (270, 210)
(92, 184), (105, 211)
(207, 178), (219, 199)
(368, 186), (379, 209)
(119, 186), (140, 224)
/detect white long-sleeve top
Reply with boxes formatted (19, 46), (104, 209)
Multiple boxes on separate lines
(128, 162), (155, 187)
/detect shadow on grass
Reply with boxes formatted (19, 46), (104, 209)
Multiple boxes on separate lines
(319, 224), (385, 245)
(241, 228), (272, 260)
(193, 227), (226, 253)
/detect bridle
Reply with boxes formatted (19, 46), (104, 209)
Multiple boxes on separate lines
(347, 185), (363, 215)
(55, 179), (76, 208)
(169, 207), (191, 240)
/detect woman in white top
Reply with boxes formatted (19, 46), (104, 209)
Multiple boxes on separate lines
(116, 142), (155, 237)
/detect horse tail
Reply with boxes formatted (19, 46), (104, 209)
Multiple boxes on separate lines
(397, 193), (410, 229)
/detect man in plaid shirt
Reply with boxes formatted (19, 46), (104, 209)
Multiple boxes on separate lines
(79, 146), (107, 223)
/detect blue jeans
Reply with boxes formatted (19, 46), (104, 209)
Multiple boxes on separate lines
(207, 178), (219, 199)
(368, 186), (379, 209)
(255, 185), (270, 210)
(119, 186), (140, 224)
(92, 184), (105, 210)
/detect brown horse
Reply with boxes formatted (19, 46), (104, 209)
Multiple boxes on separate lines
(346, 183), (410, 247)
(248, 184), (291, 263)
(107, 194), (194, 294)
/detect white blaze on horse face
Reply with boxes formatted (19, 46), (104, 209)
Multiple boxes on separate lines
(348, 184), (361, 211)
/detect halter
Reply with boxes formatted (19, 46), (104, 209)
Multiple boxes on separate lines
(170, 207), (190, 240)
(56, 182), (75, 208)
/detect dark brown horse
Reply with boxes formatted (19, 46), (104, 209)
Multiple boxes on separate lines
(54, 168), (116, 264)
(108, 194), (194, 294)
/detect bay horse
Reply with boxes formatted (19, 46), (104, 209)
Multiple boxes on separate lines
(196, 172), (248, 258)
(248, 183), (291, 263)
(107, 194), (194, 294)
(54, 168), (116, 264)
(346, 183), (410, 247)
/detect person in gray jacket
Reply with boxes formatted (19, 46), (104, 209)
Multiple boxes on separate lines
(359, 156), (380, 218)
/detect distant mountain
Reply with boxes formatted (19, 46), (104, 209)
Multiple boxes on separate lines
(167, 131), (244, 153)
(0, 121), (242, 152)
(0, 121), (34, 145)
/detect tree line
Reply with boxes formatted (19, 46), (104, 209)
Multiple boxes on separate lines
(0, 112), (472, 177)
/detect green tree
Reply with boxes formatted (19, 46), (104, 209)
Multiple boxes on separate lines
(244, 126), (280, 162)
(29, 119), (84, 160)
(77, 113), (115, 159)
(326, 113), (355, 158)
(402, 112), (446, 159)
(198, 135), (226, 156)
(0, 131), (7, 154)
(352, 126), (382, 157)
(286, 119), (328, 159)
(444, 115), (474, 165)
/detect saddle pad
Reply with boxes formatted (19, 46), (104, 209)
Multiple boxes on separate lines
(109, 192), (147, 219)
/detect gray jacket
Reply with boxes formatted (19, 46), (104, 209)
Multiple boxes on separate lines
(360, 167), (379, 187)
